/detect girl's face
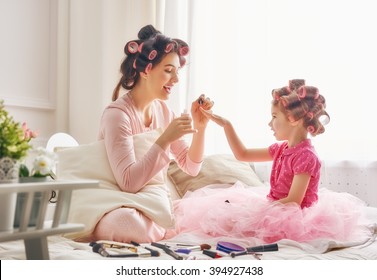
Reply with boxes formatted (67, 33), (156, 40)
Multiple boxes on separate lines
(147, 52), (181, 100)
(268, 104), (293, 141)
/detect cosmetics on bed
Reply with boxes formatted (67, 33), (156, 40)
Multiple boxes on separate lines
(89, 240), (138, 252)
(92, 243), (141, 258)
(216, 241), (245, 254)
(130, 241), (160, 257)
(151, 242), (184, 260)
(229, 243), (279, 259)
(174, 243), (211, 254)
(90, 241), (159, 258)
(202, 249), (227, 259)
(248, 243), (279, 252)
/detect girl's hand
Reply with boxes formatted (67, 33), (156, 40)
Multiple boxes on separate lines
(191, 94), (214, 130)
(199, 107), (230, 127)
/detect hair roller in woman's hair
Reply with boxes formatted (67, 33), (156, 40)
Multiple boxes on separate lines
(148, 50), (157, 60)
(165, 42), (174, 53)
(179, 46), (189, 56)
(127, 41), (138, 54)
(145, 63), (152, 74)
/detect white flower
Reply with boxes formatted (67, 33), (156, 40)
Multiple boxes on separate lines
(18, 146), (57, 178)
(30, 147), (57, 177)
(32, 155), (54, 176)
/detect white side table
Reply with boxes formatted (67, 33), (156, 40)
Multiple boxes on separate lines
(0, 179), (99, 260)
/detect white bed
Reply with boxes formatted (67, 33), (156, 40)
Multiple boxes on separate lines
(0, 185), (376, 260)
(1, 133), (376, 261)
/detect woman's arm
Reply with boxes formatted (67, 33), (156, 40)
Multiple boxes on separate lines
(187, 95), (213, 163)
(100, 108), (170, 193)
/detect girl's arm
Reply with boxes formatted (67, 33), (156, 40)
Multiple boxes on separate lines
(200, 108), (272, 162)
(278, 173), (311, 205)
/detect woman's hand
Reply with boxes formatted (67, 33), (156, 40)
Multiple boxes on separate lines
(156, 114), (197, 150)
(191, 94), (214, 130)
(199, 107), (230, 127)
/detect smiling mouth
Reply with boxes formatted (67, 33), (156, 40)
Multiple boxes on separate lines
(163, 86), (172, 93)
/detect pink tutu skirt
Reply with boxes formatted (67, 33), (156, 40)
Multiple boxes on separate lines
(172, 182), (371, 243)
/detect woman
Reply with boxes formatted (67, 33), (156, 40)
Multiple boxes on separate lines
(92, 25), (213, 243)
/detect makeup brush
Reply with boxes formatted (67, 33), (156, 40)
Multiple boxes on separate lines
(151, 242), (183, 260)
(174, 244), (211, 254)
(230, 243), (278, 258)
(130, 241), (160, 257)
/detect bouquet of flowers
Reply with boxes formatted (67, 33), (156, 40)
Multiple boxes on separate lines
(0, 100), (37, 160)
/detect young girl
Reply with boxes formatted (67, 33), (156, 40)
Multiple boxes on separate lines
(171, 79), (369, 243)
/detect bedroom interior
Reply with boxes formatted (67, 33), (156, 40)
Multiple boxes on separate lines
(1, 0), (377, 274)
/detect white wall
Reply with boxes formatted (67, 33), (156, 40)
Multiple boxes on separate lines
(1, 0), (161, 145)
(0, 0), (59, 147)
(68, 0), (159, 143)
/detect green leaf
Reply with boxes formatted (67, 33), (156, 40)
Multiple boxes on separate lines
(19, 163), (30, 177)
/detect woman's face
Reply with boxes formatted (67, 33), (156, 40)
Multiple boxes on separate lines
(147, 52), (181, 100)
(268, 104), (292, 141)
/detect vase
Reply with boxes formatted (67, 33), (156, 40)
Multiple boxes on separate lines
(0, 157), (20, 183)
(0, 193), (17, 232)
(13, 192), (43, 228)
(0, 157), (19, 232)
(14, 176), (51, 227)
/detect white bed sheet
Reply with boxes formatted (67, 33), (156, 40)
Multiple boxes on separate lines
(1, 202), (376, 260)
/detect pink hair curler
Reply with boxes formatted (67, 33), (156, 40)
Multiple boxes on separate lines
(148, 50), (157, 60)
(145, 63), (152, 73)
(165, 42), (174, 53)
(179, 46), (189, 56)
(127, 41), (138, 54)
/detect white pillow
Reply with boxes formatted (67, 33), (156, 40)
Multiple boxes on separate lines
(167, 154), (265, 198)
(57, 128), (174, 240)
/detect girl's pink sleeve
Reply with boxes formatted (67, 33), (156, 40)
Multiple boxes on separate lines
(292, 151), (321, 177)
(100, 108), (170, 193)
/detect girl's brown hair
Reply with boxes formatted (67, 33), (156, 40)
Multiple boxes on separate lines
(272, 79), (330, 136)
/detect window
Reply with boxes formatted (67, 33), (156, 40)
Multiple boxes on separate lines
(183, 0), (376, 160)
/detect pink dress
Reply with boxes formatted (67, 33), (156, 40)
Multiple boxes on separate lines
(92, 93), (202, 243)
(173, 140), (370, 243)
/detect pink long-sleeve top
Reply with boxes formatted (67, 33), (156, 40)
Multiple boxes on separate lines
(98, 93), (202, 193)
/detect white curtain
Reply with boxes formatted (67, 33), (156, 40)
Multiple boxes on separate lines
(182, 0), (377, 161)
